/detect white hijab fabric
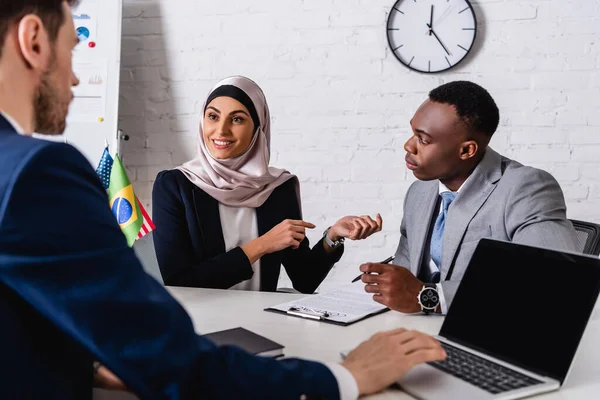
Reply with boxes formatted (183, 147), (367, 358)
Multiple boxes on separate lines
(177, 76), (299, 208)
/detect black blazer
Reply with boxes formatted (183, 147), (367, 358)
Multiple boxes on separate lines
(152, 170), (343, 293)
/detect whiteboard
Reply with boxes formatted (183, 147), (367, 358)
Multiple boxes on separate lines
(38, 0), (123, 167)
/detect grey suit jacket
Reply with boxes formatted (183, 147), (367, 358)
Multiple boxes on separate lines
(393, 148), (579, 309)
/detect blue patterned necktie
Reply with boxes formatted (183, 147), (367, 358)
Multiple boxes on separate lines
(430, 191), (457, 281)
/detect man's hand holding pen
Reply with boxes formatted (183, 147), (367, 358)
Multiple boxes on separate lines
(358, 261), (424, 314)
(351, 256), (395, 283)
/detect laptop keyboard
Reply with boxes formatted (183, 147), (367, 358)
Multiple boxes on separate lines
(428, 342), (543, 394)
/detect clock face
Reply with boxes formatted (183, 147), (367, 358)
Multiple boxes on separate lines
(387, 0), (477, 73)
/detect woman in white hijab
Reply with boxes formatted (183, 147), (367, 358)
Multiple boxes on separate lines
(152, 76), (382, 293)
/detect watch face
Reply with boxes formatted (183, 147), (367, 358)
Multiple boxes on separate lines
(420, 288), (439, 309)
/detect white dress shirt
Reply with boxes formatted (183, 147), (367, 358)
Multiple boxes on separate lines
(218, 204), (359, 398)
(421, 176), (473, 315)
(326, 363), (359, 400)
(218, 204), (262, 291)
(0, 110), (25, 134)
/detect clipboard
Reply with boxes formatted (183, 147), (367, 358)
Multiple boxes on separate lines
(264, 305), (390, 326)
(264, 283), (390, 326)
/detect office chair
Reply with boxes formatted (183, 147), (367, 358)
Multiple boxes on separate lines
(132, 232), (164, 284)
(570, 219), (600, 256)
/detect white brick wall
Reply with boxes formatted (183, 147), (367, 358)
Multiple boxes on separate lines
(119, 0), (600, 290)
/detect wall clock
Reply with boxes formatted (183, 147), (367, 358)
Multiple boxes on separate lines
(387, 0), (477, 73)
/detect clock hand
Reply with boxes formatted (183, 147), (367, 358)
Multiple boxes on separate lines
(435, 4), (455, 25)
(425, 5), (455, 34)
(429, 5), (434, 36)
(427, 23), (451, 56)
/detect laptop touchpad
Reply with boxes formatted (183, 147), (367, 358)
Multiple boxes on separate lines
(399, 364), (492, 400)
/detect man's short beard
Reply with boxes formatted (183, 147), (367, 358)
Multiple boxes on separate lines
(33, 52), (67, 135)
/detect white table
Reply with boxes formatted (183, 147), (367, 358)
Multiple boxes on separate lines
(96, 287), (600, 400)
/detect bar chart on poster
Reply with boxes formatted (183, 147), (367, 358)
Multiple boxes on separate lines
(35, 0), (123, 167)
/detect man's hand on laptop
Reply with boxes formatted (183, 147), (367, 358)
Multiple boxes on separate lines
(342, 329), (446, 396)
(360, 263), (425, 313)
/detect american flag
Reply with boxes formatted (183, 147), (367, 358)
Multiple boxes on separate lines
(137, 197), (156, 239)
(96, 147), (114, 189)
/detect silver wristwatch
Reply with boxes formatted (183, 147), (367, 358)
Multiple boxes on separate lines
(417, 283), (440, 315)
(323, 227), (345, 249)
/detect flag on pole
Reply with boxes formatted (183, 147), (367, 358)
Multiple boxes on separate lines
(137, 201), (156, 239)
(108, 155), (143, 247)
(95, 146), (156, 246)
(96, 147), (114, 189)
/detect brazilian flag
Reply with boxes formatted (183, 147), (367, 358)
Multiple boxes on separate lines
(108, 155), (142, 247)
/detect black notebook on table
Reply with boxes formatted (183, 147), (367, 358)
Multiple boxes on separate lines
(202, 327), (284, 358)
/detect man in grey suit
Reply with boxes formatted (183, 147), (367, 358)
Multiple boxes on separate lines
(360, 81), (579, 315)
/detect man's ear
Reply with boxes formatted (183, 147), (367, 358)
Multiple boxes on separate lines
(17, 15), (51, 71)
(459, 140), (479, 161)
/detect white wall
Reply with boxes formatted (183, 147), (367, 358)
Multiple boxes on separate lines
(119, 0), (600, 289)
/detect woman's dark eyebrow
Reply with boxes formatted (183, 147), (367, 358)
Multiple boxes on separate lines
(229, 110), (250, 117)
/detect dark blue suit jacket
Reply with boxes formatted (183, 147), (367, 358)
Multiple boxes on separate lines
(0, 115), (339, 399)
(152, 170), (343, 293)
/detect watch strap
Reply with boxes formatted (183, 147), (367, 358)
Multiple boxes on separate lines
(323, 227), (344, 248)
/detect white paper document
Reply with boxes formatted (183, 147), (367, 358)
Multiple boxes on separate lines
(67, 60), (108, 123)
(267, 283), (388, 325)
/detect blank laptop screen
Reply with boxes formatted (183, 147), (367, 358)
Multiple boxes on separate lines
(440, 239), (600, 383)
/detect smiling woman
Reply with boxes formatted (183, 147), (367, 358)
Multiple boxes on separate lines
(203, 85), (259, 160)
(152, 76), (384, 293)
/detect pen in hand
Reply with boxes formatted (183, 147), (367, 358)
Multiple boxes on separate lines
(351, 256), (395, 283)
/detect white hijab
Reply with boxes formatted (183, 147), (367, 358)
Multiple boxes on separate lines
(177, 76), (299, 208)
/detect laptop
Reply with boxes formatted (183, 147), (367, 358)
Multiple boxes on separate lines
(399, 238), (600, 400)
